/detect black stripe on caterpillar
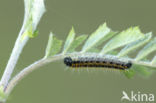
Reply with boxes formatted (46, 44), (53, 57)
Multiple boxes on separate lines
(64, 56), (132, 70)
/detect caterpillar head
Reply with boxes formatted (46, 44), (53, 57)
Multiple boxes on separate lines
(64, 57), (72, 66)
(126, 61), (132, 68)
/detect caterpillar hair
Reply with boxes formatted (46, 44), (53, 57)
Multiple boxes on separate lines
(64, 54), (132, 70)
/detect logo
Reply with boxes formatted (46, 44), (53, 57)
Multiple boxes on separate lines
(121, 91), (154, 102)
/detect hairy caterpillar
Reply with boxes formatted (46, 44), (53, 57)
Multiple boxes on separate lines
(64, 55), (132, 70)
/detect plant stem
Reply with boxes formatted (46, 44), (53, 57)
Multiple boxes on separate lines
(0, 35), (29, 89)
(5, 54), (64, 95)
(5, 53), (156, 95)
(0, 0), (32, 89)
(0, 5), (30, 87)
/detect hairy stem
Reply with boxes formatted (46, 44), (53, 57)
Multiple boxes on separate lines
(0, 34), (29, 89)
(0, 0), (31, 89)
(5, 54), (64, 95)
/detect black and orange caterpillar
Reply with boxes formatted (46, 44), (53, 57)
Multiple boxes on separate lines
(64, 56), (132, 70)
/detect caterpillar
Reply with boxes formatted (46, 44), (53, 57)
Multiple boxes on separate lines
(64, 55), (132, 70)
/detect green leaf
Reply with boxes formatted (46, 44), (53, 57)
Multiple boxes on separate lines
(135, 37), (156, 61)
(134, 65), (153, 77)
(0, 86), (7, 102)
(63, 27), (75, 53)
(151, 56), (156, 65)
(87, 48), (101, 53)
(81, 23), (111, 52)
(85, 31), (117, 53)
(23, 0), (45, 35)
(93, 31), (117, 47)
(45, 33), (63, 58)
(24, 0), (46, 30)
(107, 50), (119, 55)
(45, 33), (53, 57)
(118, 32), (152, 57)
(100, 27), (144, 54)
(68, 35), (88, 52)
(21, 28), (38, 41)
(28, 29), (39, 38)
(123, 69), (135, 79)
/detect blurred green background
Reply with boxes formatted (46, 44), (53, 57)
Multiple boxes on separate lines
(0, 0), (156, 103)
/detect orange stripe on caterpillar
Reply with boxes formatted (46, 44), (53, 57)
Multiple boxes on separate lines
(64, 56), (132, 70)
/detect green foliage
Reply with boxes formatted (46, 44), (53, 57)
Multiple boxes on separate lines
(136, 37), (156, 61)
(123, 69), (135, 79)
(22, 0), (45, 39)
(151, 56), (156, 64)
(101, 27), (144, 54)
(82, 23), (111, 52)
(87, 48), (101, 53)
(118, 32), (152, 57)
(23, 29), (39, 39)
(0, 86), (8, 102)
(44, 23), (156, 78)
(63, 27), (76, 53)
(133, 65), (153, 77)
(45, 33), (63, 58)
(68, 35), (88, 52)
